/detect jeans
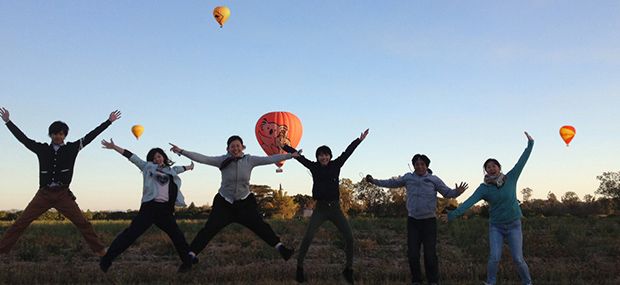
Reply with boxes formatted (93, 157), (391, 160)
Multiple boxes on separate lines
(487, 219), (532, 285)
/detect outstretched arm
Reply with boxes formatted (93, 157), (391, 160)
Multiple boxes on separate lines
(366, 174), (406, 188)
(102, 138), (147, 170)
(333, 129), (369, 167)
(507, 131), (534, 180)
(434, 176), (469, 198)
(78, 110), (121, 150)
(249, 151), (301, 167)
(447, 187), (485, 221)
(173, 161), (194, 174)
(101, 138), (125, 155)
(169, 143), (225, 167)
(1, 107), (42, 153)
(282, 144), (314, 169)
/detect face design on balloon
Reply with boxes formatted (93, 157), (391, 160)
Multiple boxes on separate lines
(257, 118), (291, 153)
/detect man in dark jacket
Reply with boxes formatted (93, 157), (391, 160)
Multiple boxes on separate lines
(0, 107), (121, 256)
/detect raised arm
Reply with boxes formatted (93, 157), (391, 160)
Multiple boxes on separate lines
(366, 174), (406, 188)
(507, 131), (534, 180)
(1, 107), (43, 153)
(169, 143), (225, 167)
(101, 138), (147, 170)
(333, 129), (369, 167)
(77, 110), (121, 150)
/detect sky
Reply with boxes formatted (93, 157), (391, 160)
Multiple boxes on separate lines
(1, 1), (619, 211)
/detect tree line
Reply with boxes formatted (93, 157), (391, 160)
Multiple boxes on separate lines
(1, 171), (619, 221)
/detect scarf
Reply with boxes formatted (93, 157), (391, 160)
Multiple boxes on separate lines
(219, 155), (243, 170)
(484, 173), (506, 187)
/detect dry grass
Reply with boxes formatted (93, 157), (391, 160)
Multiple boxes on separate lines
(0, 216), (619, 284)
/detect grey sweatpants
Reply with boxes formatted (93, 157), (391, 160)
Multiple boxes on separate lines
(297, 200), (354, 269)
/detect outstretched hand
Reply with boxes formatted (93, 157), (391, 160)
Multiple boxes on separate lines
(524, 131), (533, 141)
(291, 149), (302, 158)
(108, 110), (122, 122)
(169, 143), (184, 155)
(101, 138), (116, 149)
(359, 128), (369, 141)
(455, 182), (469, 195)
(185, 161), (195, 171)
(0, 107), (10, 123)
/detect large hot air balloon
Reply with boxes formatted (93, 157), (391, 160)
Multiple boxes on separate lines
(559, 125), (576, 146)
(213, 6), (230, 28)
(131, 125), (144, 140)
(255, 112), (303, 172)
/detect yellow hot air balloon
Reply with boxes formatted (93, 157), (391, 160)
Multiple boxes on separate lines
(559, 125), (576, 146)
(213, 6), (230, 28)
(131, 125), (144, 140)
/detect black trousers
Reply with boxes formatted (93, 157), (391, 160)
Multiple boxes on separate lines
(104, 201), (191, 263)
(407, 217), (439, 283)
(190, 193), (281, 254)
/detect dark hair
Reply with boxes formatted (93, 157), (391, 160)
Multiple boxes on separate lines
(48, 121), (69, 136)
(315, 145), (332, 159)
(483, 158), (501, 172)
(227, 135), (243, 147)
(411, 154), (430, 167)
(146, 148), (174, 166)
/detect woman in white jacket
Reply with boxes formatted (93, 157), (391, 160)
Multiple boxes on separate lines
(99, 139), (195, 273)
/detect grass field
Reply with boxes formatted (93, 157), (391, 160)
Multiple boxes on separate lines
(0, 216), (618, 284)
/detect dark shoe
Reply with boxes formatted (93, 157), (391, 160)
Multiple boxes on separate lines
(342, 268), (354, 284)
(295, 266), (307, 283)
(177, 261), (192, 273)
(99, 256), (112, 273)
(278, 245), (294, 261)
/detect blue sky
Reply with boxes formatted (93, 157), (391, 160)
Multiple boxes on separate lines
(1, 1), (619, 210)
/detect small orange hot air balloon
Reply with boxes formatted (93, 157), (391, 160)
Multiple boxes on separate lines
(213, 6), (230, 28)
(255, 112), (303, 172)
(559, 125), (576, 146)
(131, 125), (144, 140)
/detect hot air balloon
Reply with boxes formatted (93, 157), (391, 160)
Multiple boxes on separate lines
(255, 112), (303, 172)
(559, 125), (576, 146)
(213, 6), (230, 28)
(131, 125), (144, 140)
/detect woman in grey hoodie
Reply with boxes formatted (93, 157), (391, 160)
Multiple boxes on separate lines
(169, 135), (300, 268)
(366, 154), (468, 285)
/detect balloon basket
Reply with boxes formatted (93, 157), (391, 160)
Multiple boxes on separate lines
(276, 168), (283, 173)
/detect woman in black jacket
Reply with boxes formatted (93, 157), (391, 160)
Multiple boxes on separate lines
(284, 129), (368, 284)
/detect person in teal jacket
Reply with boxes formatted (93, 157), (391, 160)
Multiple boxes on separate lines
(446, 131), (534, 285)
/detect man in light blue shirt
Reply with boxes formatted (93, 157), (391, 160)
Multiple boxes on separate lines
(367, 154), (468, 285)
